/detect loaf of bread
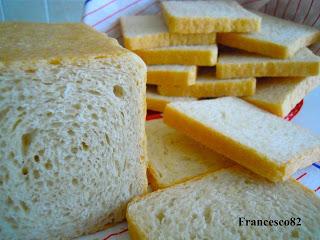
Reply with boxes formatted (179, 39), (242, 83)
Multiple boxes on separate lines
(157, 70), (256, 98)
(0, 22), (148, 239)
(146, 86), (195, 112)
(161, 0), (261, 33)
(218, 12), (320, 59)
(217, 47), (320, 79)
(147, 65), (197, 86)
(134, 45), (218, 66)
(163, 97), (320, 182)
(244, 76), (320, 117)
(146, 119), (234, 189)
(121, 15), (216, 50)
(127, 167), (320, 239)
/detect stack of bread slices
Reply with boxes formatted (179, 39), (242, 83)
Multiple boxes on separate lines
(121, 1), (320, 239)
(121, 0), (320, 117)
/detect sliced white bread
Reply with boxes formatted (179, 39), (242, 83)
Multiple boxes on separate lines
(0, 22), (147, 240)
(134, 45), (218, 66)
(163, 97), (320, 182)
(120, 15), (216, 50)
(147, 65), (197, 86)
(243, 75), (320, 117)
(146, 86), (195, 112)
(218, 12), (320, 59)
(157, 70), (256, 98)
(217, 47), (320, 79)
(146, 119), (234, 189)
(127, 167), (320, 239)
(161, 0), (261, 33)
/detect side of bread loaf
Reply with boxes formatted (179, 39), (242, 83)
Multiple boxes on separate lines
(0, 23), (147, 240)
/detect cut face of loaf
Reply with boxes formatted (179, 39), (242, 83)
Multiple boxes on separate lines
(146, 119), (234, 189)
(163, 97), (320, 182)
(127, 167), (320, 239)
(0, 23), (147, 240)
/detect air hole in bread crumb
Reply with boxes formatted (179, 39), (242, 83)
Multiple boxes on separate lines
(156, 211), (165, 223)
(46, 112), (53, 117)
(12, 119), (22, 131)
(21, 167), (29, 175)
(81, 142), (89, 151)
(101, 107), (107, 113)
(0, 107), (10, 121)
(33, 170), (40, 179)
(88, 90), (101, 96)
(21, 131), (36, 155)
(244, 179), (253, 185)
(8, 152), (15, 159)
(49, 58), (61, 65)
(44, 161), (53, 170)
(113, 85), (124, 98)
(25, 68), (36, 73)
(204, 207), (212, 224)
(72, 178), (78, 186)
(72, 104), (81, 110)
(34, 155), (40, 162)
(5, 197), (13, 206)
(291, 229), (300, 238)
(91, 113), (98, 120)
(87, 105), (93, 110)
(67, 129), (75, 136)
(105, 134), (110, 144)
(20, 201), (29, 213)
(94, 55), (106, 59)
(39, 149), (44, 156)
(71, 147), (78, 154)
(47, 180), (54, 187)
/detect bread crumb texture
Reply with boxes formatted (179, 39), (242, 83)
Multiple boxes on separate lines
(0, 22), (147, 239)
(127, 167), (320, 239)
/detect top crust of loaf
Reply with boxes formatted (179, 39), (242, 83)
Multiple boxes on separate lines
(0, 22), (127, 64)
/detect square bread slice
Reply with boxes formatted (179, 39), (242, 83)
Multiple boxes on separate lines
(163, 97), (320, 182)
(217, 48), (320, 79)
(157, 70), (256, 98)
(134, 45), (218, 66)
(120, 15), (216, 50)
(147, 65), (197, 86)
(218, 12), (320, 59)
(243, 76), (320, 117)
(0, 23), (147, 240)
(147, 86), (195, 112)
(146, 119), (234, 189)
(127, 167), (320, 239)
(161, 0), (261, 33)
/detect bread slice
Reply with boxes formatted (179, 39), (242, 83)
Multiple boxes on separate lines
(146, 86), (195, 112)
(147, 65), (197, 86)
(134, 45), (218, 66)
(157, 70), (256, 98)
(161, 0), (261, 33)
(127, 167), (320, 239)
(0, 23), (148, 240)
(243, 76), (320, 117)
(120, 15), (216, 50)
(146, 119), (234, 189)
(163, 97), (320, 182)
(218, 12), (320, 59)
(217, 48), (320, 79)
